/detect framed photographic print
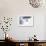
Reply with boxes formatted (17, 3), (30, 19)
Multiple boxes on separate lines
(18, 16), (34, 27)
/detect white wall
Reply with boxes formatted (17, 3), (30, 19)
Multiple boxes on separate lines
(0, 16), (45, 40)
(8, 16), (45, 40)
(0, 0), (46, 40)
(44, 16), (46, 40)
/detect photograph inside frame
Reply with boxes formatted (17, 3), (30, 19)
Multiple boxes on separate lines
(19, 16), (34, 26)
